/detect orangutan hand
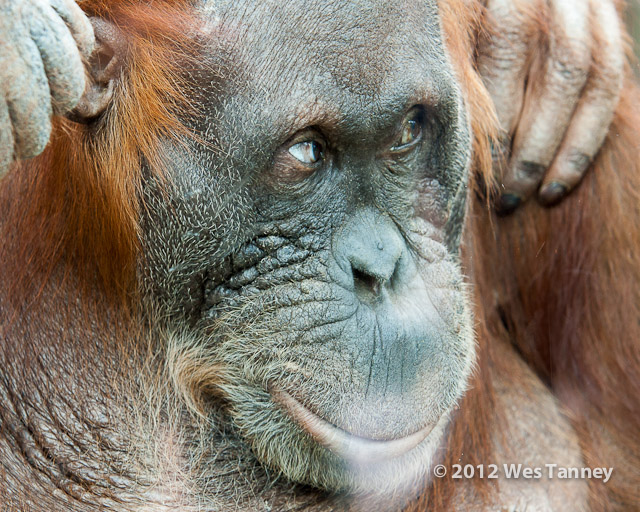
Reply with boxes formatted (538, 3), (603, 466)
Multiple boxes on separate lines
(477, 0), (624, 213)
(0, 0), (94, 173)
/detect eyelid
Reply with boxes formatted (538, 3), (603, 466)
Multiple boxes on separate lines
(285, 127), (326, 147)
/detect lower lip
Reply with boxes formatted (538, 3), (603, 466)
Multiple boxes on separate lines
(271, 388), (434, 465)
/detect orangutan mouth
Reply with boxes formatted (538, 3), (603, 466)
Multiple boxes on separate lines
(271, 388), (435, 464)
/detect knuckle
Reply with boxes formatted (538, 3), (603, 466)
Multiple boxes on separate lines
(554, 59), (589, 85)
(550, 49), (590, 87)
(479, 49), (522, 75)
(41, 53), (87, 112)
(553, 151), (591, 184)
(513, 161), (547, 184)
(548, 29), (592, 85)
(564, 151), (592, 177)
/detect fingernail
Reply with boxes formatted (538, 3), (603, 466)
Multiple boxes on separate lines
(539, 182), (568, 206)
(496, 193), (522, 215)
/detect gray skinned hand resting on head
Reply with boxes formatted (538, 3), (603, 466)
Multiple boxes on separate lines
(0, 0), (94, 174)
(478, 0), (624, 213)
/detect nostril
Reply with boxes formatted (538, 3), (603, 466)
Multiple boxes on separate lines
(352, 266), (383, 298)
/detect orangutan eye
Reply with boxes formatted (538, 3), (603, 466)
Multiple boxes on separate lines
(392, 110), (424, 151)
(288, 140), (324, 164)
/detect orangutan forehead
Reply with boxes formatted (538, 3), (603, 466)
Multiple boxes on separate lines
(197, 1), (445, 76)
(195, 0), (451, 115)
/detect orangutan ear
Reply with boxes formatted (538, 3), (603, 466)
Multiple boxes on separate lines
(69, 18), (126, 122)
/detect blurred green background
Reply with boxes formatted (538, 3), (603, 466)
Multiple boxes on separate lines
(628, 0), (640, 72)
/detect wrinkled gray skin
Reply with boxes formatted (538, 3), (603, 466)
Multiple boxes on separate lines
(140, 0), (474, 497)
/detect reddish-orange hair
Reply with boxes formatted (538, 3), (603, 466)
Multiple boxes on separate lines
(0, 0), (638, 509)
(466, 7), (640, 512)
(0, 0), (197, 307)
(413, 1), (640, 509)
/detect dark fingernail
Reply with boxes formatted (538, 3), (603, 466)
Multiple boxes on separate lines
(539, 182), (568, 206)
(496, 193), (522, 215)
(517, 161), (546, 180)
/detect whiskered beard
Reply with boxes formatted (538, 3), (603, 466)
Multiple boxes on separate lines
(187, 317), (451, 499)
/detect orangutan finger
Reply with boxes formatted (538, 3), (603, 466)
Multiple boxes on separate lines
(498, 0), (591, 213)
(477, 0), (531, 138)
(538, 0), (624, 206)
